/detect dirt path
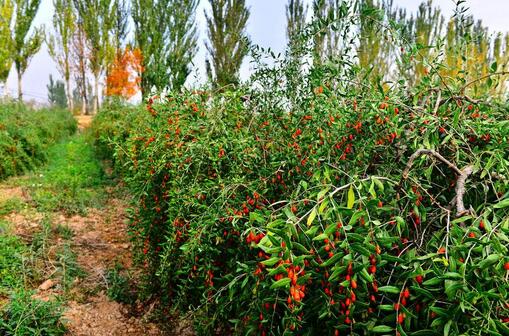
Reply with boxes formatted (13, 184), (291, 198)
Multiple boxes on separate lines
(59, 195), (162, 335)
(0, 129), (167, 334)
(0, 181), (163, 335)
(75, 115), (93, 131)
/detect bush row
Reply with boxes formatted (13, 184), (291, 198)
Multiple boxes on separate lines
(92, 36), (509, 333)
(0, 103), (77, 180)
(93, 82), (509, 335)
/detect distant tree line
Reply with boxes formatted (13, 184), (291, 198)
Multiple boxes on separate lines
(1, 0), (508, 112)
(287, 0), (509, 96)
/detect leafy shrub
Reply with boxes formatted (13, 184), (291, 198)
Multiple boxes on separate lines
(106, 264), (136, 304)
(0, 103), (76, 180)
(92, 15), (509, 336)
(0, 290), (66, 336)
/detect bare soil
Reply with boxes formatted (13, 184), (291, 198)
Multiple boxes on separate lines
(75, 115), (93, 131)
(58, 196), (163, 336)
(0, 183), (166, 335)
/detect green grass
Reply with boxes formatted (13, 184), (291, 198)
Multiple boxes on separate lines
(0, 289), (66, 336)
(0, 216), (81, 334)
(27, 134), (107, 215)
(0, 132), (108, 334)
(0, 235), (26, 296)
(0, 198), (26, 217)
(105, 263), (136, 304)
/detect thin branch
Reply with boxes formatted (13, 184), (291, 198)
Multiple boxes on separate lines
(402, 149), (462, 178)
(438, 94), (485, 107)
(460, 71), (509, 93)
(432, 90), (441, 115)
(402, 149), (473, 217)
(455, 165), (473, 217)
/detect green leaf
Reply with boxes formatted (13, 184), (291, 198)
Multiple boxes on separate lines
(451, 216), (472, 225)
(368, 180), (377, 198)
(359, 267), (373, 283)
(378, 285), (400, 294)
(372, 325), (393, 333)
(321, 252), (343, 267)
(313, 233), (329, 241)
(373, 177), (384, 192)
(410, 286), (434, 299)
(490, 61), (498, 73)
(319, 199), (329, 214)
(422, 277), (442, 286)
(329, 266), (346, 282)
(307, 208), (317, 227)
(494, 199), (509, 209)
(442, 272), (462, 280)
(477, 254), (501, 269)
(270, 277), (291, 289)
(261, 257), (280, 267)
(430, 306), (450, 317)
(347, 185), (355, 209)
(444, 320), (452, 336)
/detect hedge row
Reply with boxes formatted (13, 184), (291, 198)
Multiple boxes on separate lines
(92, 71), (509, 335)
(0, 103), (77, 180)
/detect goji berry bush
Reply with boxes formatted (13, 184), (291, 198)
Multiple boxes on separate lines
(92, 20), (509, 336)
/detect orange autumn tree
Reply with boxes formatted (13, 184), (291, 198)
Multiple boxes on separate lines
(106, 47), (143, 99)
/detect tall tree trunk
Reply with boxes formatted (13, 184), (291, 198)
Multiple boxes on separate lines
(17, 69), (22, 102)
(81, 73), (88, 115)
(93, 73), (99, 115)
(66, 77), (73, 112)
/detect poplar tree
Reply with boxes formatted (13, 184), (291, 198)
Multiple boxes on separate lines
(312, 0), (326, 63)
(0, 0), (13, 95)
(167, 0), (197, 91)
(491, 32), (509, 95)
(72, 23), (90, 115)
(112, 0), (129, 53)
(286, 0), (307, 48)
(47, 74), (67, 108)
(11, 0), (43, 101)
(132, 0), (198, 96)
(205, 0), (250, 88)
(412, 0), (443, 82)
(47, 0), (75, 111)
(73, 0), (115, 114)
(357, 0), (395, 80)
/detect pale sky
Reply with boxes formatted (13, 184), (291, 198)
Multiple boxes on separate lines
(4, 0), (509, 103)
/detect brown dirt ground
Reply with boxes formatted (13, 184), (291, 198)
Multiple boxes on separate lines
(0, 185), (27, 203)
(75, 115), (93, 131)
(58, 196), (164, 336)
(0, 180), (170, 335)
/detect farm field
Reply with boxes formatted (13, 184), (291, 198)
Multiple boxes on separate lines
(1, 0), (509, 335)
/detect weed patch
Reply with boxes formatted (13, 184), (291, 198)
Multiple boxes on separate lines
(28, 135), (106, 215)
(0, 290), (66, 336)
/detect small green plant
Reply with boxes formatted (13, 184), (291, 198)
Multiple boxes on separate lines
(105, 263), (135, 304)
(0, 235), (26, 295)
(54, 224), (73, 240)
(56, 243), (85, 293)
(0, 198), (26, 217)
(29, 218), (52, 258)
(0, 290), (66, 336)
